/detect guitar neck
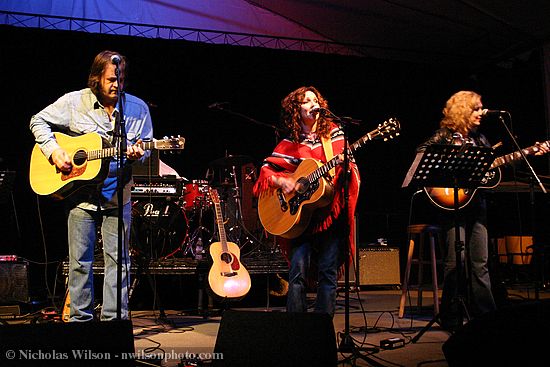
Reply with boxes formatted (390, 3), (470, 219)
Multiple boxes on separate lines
(87, 140), (157, 161)
(490, 140), (550, 169)
(306, 130), (374, 182)
(213, 201), (229, 252)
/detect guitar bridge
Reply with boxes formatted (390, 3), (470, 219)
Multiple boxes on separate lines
(277, 189), (288, 212)
(221, 271), (237, 277)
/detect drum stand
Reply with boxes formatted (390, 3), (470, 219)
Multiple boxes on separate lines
(183, 205), (210, 260)
(223, 164), (265, 251)
(182, 203), (216, 318)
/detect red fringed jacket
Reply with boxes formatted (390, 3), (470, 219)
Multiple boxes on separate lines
(253, 123), (361, 268)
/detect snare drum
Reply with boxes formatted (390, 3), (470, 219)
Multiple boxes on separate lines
(183, 180), (211, 211)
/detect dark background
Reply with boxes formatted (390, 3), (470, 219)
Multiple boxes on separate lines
(1, 25), (549, 303)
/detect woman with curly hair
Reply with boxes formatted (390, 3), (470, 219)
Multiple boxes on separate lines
(253, 86), (360, 316)
(417, 90), (548, 330)
(417, 90), (496, 330)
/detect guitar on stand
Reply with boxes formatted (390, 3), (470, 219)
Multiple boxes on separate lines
(207, 188), (251, 300)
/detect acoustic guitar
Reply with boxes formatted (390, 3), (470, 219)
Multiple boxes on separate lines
(61, 288), (70, 322)
(207, 188), (251, 299)
(258, 118), (400, 239)
(424, 140), (549, 210)
(29, 132), (185, 199)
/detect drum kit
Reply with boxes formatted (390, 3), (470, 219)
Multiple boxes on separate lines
(129, 154), (258, 261)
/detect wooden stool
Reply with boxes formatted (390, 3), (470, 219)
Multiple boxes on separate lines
(398, 224), (443, 318)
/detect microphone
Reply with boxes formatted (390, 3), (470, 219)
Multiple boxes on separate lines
(311, 107), (329, 116)
(111, 54), (121, 65)
(208, 102), (229, 109)
(482, 109), (507, 116)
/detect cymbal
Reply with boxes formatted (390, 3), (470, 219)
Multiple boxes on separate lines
(209, 155), (253, 167)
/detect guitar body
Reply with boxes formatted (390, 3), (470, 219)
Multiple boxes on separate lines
(424, 168), (501, 210)
(208, 239), (251, 299)
(258, 158), (334, 239)
(207, 188), (251, 300)
(423, 187), (474, 210)
(29, 132), (108, 199)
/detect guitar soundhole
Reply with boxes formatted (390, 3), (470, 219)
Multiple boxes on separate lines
(296, 177), (309, 194)
(73, 150), (88, 166)
(289, 180), (319, 214)
(221, 252), (233, 264)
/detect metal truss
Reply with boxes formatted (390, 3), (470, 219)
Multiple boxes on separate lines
(0, 10), (362, 56)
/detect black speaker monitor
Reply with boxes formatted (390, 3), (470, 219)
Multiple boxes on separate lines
(0, 320), (135, 366)
(213, 310), (337, 367)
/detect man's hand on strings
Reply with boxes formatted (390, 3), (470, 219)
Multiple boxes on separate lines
(51, 148), (72, 173)
(127, 139), (145, 160)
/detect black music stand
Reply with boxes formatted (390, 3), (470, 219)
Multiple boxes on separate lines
(402, 144), (494, 342)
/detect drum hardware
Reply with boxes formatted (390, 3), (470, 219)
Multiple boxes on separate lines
(183, 226), (210, 260)
(181, 180), (217, 260)
(211, 161), (262, 252)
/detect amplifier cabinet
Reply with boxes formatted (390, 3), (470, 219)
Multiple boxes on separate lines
(358, 247), (400, 286)
(0, 260), (29, 303)
(339, 247), (401, 287)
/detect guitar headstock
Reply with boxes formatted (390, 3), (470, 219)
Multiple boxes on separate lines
(154, 136), (185, 150)
(375, 118), (400, 141)
(209, 187), (220, 204)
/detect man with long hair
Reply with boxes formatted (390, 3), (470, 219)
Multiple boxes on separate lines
(30, 50), (153, 321)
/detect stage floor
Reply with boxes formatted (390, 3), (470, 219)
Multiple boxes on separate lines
(129, 284), (549, 367)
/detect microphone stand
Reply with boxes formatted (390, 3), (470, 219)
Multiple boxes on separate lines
(209, 104), (285, 145)
(497, 112), (548, 298)
(114, 62), (127, 321)
(323, 109), (381, 366)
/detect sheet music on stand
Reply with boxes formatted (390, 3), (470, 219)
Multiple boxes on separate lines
(402, 144), (494, 190)
(402, 143), (495, 343)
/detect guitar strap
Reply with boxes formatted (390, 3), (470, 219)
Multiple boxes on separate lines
(321, 134), (335, 177)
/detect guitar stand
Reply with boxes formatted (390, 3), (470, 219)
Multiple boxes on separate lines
(402, 144), (494, 341)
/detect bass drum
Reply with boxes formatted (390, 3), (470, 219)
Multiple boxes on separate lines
(130, 199), (188, 259)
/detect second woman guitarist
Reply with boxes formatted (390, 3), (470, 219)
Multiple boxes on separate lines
(253, 86), (360, 317)
(417, 90), (548, 331)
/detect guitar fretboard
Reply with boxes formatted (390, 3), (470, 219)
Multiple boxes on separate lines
(213, 203), (228, 248)
(490, 140), (549, 169)
(306, 123), (390, 183)
(86, 141), (158, 161)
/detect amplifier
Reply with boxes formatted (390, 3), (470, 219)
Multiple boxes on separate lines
(339, 246), (400, 287)
(131, 176), (184, 197)
(359, 247), (400, 286)
(0, 259), (29, 303)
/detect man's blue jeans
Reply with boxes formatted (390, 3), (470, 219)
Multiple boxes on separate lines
(67, 203), (131, 321)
